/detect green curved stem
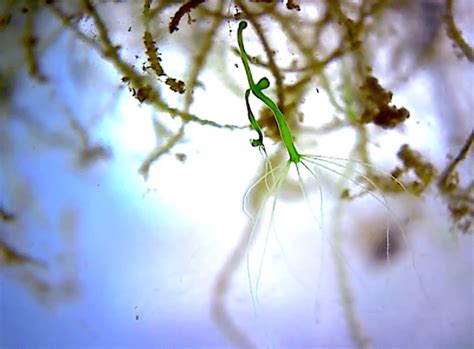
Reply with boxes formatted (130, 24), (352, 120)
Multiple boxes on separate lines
(237, 21), (301, 164)
(245, 89), (264, 148)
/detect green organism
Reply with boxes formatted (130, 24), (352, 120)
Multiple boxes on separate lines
(237, 20), (410, 310)
(238, 20), (396, 207)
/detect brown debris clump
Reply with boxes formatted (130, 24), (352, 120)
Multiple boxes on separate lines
(165, 77), (186, 94)
(396, 144), (437, 194)
(359, 76), (410, 129)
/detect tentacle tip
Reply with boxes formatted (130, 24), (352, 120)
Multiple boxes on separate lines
(239, 21), (248, 30)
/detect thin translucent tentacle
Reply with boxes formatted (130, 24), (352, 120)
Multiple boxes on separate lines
(261, 148), (276, 193)
(242, 162), (286, 224)
(303, 155), (429, 302)
(244, 161), (289, 312)
(302, 157), (391, 211)
(302, 156), (396, 273)
(254, 162), (290, 303)
(303, 154), (409, 193)
(298, 159), (368, 300)
(296, 162), (326, 305)
(298, 161), (324, 230)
